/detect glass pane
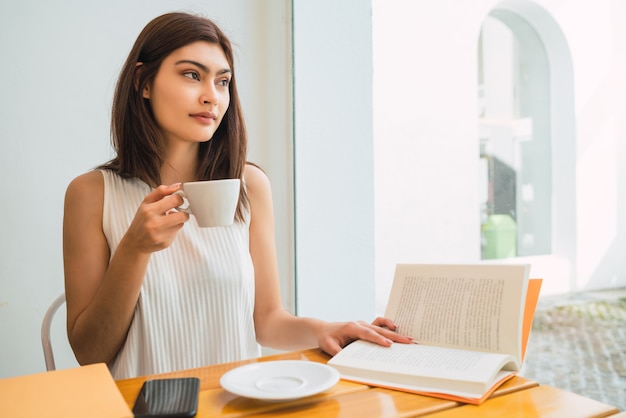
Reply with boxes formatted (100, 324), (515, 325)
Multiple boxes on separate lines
(479, 13), (552, 259)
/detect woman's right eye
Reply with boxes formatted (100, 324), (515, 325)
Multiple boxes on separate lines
(183, 71), (200, 81)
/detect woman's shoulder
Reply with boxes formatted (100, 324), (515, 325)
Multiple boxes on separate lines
(243, 163), (272, 210)
(243, 162), (270, 191)
(65, 170), (104, 203)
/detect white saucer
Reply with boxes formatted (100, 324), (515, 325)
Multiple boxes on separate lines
(220, 360), (340, 401)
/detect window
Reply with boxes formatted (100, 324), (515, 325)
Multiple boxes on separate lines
(478, 11), (552, 259)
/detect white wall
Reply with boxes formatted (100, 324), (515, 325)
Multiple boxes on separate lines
(372, 0), (626, 313)
(0, 0), (293, 378)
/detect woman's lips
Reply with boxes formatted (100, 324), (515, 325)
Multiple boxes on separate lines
(190, 111), (217, 124)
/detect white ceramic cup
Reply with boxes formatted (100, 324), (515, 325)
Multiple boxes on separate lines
(175, 179), (241, 227)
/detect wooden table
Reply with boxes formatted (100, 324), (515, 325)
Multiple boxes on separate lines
(115, 348), (621, 417)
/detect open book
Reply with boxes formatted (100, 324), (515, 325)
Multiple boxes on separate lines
(328, 263), (542, 404)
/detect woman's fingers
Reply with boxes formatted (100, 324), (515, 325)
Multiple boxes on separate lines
(371, 316), (398, 331)
(357, 319), (415, 346)
(123, 184), (190, 253)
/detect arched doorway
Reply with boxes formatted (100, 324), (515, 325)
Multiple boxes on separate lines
(478, 0), (577, 293)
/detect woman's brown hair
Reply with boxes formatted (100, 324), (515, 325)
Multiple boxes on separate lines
(100, 12), (248, 219)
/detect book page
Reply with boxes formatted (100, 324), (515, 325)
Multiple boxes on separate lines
(328, 340), (518, 399)
(331, 340), (516, 382)
(384, 264), (529, 360)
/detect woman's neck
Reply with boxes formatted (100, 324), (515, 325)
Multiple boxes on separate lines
(160, 143), (199, 185)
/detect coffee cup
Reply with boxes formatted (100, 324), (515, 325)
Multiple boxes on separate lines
(175, 179), (241, 227)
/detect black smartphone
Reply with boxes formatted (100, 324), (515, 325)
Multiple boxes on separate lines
(132, 377), (200, 418)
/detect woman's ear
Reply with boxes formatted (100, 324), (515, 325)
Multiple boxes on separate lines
(134, 62), (150, 98)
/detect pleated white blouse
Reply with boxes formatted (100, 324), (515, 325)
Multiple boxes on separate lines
(100, 170), (260, 379)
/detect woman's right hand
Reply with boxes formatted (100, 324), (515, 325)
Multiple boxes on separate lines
(122, 184), (190, 254)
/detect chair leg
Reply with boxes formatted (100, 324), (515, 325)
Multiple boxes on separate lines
(41, 294), (66, 371)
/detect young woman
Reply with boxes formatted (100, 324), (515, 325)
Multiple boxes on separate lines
(63, 12), (411, 379)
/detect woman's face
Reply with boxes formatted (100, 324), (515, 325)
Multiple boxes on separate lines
(142, 41), (231, 145)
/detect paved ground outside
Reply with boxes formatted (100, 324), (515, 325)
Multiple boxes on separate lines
(521, 289), (626, 412)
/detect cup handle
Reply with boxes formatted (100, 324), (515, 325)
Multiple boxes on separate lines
(173, 190), (192, 214)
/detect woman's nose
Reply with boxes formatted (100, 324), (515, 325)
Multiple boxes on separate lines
(200, 84), (218, 105)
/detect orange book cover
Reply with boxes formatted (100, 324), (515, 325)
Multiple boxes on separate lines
(0, 363), (132, 417)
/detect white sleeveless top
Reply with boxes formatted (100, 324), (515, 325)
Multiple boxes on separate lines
(100, 170), (260, 379)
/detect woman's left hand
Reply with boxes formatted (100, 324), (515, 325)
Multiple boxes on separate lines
(316, 317), (414, 356)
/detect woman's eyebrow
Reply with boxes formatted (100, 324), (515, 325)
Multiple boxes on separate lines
(175, 59), (231, 75)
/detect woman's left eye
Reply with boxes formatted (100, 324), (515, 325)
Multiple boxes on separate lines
(217, 78), (230, 87)
(183, 71), (200, 81)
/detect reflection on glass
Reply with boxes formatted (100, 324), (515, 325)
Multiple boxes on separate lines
(478, 12), (551, 259)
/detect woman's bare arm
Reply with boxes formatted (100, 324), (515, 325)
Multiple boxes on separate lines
(63, 171), (188, 364)
(245, 164), (412, 355)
